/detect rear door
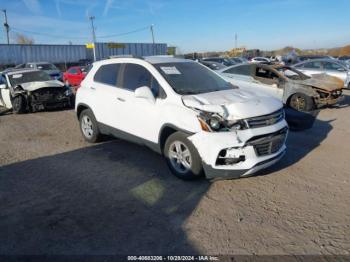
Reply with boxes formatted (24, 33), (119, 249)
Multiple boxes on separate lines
(322, 61), (347, 81)
(252, 67), (284, 99)
(295, 61), (323, 76)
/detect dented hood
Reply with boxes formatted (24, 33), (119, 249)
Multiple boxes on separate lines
(182, 89), (283, 120)
(294, 74), (344, 92)
(18, 80), (65, 92)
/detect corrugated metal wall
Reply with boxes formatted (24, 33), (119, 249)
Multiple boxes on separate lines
(0, 44), (87, 65)
(0, 43), (168, 65)
(94, 43), (167, 60)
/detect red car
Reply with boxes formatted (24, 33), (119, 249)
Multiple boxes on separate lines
(63, 66), (88, 89)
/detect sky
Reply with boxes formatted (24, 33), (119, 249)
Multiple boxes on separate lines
(0, 0), (349, 53)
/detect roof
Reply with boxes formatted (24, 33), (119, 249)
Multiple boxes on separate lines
(143, 56), (190, 64)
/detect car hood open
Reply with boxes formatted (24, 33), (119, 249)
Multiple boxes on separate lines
(182, 89), (282, 120)
(19, 80), (65, 92)
(295, 74), (344, 91)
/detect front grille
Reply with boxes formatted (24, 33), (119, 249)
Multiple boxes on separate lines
(32, 88), (65, 101)
(245, 109), (284, 128)
(247, 127), (288, 157)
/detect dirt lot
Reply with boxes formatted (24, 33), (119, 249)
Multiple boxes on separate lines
(0, 93), (349, 256)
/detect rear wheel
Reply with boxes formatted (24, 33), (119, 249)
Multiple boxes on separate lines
(289, 93), (314, 112)
(79, 109), (101, 143)
(164, 131), (203, 180)
(12, 95), (26, 114)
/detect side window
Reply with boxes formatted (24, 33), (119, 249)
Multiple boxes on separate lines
(0, 75), (6, 85)
(68, 68), (78, 74)
(256, 68), (278, 79)
(303, 61), (322, 69)
(224, 65), (251, 75)
(94, 63), (121, 86)
(122, 64), (152, 91)
(323, 62), (343, 71)
(122, 64), (166, 98)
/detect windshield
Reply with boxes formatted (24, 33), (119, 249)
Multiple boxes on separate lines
(154, 62), (235, 95)
(37, 63), (57, 70)
(277, 67), (309, 80)
(8, 71), (52, 86)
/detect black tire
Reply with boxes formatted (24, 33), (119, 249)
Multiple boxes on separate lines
(79, 109), (101, 143)
(288, 93), (314, 112)
(12, 95), (26, 114)
(164, 131), (204, 180)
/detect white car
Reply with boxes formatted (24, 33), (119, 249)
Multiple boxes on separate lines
(75, 56), (288, 180)
(250, 57), (271, 64)
(0, 69), (73, 113)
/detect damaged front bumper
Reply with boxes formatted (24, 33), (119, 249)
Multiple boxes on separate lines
(188, 120), (288, 180)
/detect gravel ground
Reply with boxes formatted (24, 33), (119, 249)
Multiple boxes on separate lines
(0, 93), (349, 255)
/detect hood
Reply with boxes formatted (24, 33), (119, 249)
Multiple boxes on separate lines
(294, 74), (344, 91)
(182, 89), (283, 120)
(19, 80), (65, 92)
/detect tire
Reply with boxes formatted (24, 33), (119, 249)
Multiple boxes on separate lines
(12, 95), (26, 114)
(288, 93), (314, 112)
(164, 131), (204, 180)
(79, 109), (101, 143)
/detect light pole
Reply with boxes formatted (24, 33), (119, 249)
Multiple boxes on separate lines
(150, 24), (155, 55)
(89, 16), (97, 61)
(2, 9), (10, 45)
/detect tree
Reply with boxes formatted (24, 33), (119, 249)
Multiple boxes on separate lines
(14, 33), (34, 45)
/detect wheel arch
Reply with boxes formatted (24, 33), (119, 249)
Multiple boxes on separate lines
(76, 103), (92, 119)
(158, 124), (194, 154)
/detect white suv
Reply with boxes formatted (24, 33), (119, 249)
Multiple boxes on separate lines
(75, 56), (288, 180)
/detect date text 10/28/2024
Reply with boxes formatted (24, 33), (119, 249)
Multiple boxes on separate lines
(127, 256), (219, 261)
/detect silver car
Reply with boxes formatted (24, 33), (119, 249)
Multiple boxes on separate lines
(294, 59), (350, 89)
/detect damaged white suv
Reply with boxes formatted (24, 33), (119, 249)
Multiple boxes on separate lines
(75, 56), (288, 180)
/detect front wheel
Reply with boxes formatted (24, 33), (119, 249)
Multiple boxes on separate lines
(164, 131), (203, 180)
(289, 93), (314, 112)
(12, 95), (26, 114)
(79, 109), (101, 143)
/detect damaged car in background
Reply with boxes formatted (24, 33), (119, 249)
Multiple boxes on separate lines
(0, 69), (73, 114)
(219, 63), (344, 111)
(75, 56), (288, 180)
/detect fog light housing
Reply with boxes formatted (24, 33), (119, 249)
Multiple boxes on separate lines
(216, 149), (245, 166)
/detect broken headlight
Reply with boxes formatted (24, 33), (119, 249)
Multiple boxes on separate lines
(198, 112), (247, 132)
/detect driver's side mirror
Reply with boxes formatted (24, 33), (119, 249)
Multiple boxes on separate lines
(134, 86), (155, 103)
(0, 84), (7, 89)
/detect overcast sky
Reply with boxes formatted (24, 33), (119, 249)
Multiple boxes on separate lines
(0, 0), (349, 52)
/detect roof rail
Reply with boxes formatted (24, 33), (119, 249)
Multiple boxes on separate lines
(108, 55), (144, 59)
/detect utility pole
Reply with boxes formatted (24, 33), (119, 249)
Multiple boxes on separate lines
(2, 9), (10, 45)
(235, 33), (238, 49)
(89, 16), (97, 61)
(150, 24), (155, 55)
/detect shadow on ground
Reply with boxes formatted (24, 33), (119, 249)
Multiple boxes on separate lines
(0, 140), (210, 255)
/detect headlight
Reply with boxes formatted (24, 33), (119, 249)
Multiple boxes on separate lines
(209, 116), (221, 130)
(198, 113), (246, 132)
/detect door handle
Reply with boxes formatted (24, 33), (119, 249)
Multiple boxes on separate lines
(90, 86), (96, 90)
(117, 97), (125, 102)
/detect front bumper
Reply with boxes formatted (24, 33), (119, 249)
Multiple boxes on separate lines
(188, 120), (288, 180)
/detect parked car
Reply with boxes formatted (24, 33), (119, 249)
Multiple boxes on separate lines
(0, 69), (73, 113)
(75, 56), (288, 180)
(229, 57), (249, 64)
(16, 62), (62, 81)
(201, 57), (236, 66)
(293, 59), (350, 89)
(219, 63), (344, 111)
(199, 61), (227, 71)
(296, 55), (334, 63)
(250, 57), (271, 64)
(63, 66), (89, 87)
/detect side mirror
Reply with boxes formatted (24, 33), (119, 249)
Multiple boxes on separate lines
(134, 86), (155, 103)
(0, 84), (6, 89)
(337, 68), (346, 72)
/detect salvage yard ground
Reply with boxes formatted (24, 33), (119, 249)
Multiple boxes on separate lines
(0, 92), (350, 255)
